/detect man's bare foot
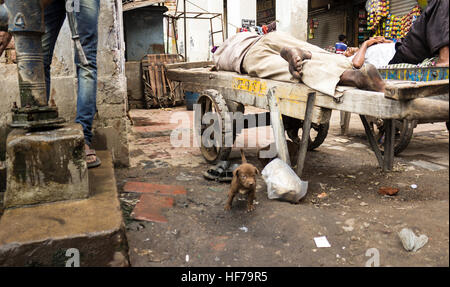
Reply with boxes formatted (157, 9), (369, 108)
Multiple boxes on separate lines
(280, 47), (312, 80)
(340, 64), (385, 93)
(435, 46), (449, 67)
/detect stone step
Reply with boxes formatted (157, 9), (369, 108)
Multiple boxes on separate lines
(0, 151), (129, 267)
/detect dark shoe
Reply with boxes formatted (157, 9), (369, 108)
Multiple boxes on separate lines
(203, 161), (232, 182)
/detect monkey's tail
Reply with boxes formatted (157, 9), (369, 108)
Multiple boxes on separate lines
(240, 149), (247, 163)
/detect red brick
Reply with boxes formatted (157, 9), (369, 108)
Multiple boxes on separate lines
(378, 187), (399, 196)
(124, 182), (187, 195)
(209, 236), (229, 252)
(132, 194), (174, 223)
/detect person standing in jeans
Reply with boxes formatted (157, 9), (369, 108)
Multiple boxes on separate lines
(0, 0), (101, 168)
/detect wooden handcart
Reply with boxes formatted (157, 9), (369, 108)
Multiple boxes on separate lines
(166, 61), (449, 178)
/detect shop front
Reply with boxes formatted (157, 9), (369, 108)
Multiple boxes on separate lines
(307, 0), (424, 50)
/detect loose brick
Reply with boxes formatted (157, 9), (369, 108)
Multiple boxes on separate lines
(124, 182), (187, 195)
(132, 194), (174, 223)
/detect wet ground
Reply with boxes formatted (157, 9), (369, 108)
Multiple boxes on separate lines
(114, 107), (449, 267)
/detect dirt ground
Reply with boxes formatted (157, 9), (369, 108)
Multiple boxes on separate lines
(115, 107), (449, 267)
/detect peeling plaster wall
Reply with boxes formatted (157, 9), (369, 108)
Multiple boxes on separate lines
(0, 0), (130, 167)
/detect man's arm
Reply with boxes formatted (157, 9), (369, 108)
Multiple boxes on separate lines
(351, 37), (386, 69)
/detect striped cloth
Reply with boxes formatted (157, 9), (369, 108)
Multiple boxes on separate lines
(378, 57), (439, 69)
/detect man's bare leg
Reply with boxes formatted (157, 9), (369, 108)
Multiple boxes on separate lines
(280, 47), (312, 79)
(339, 64), (385, 93)
(436, 46), (449, 67)
(281, 47), (385, 93)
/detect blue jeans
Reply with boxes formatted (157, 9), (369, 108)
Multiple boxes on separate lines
(42, 0), (99, 146)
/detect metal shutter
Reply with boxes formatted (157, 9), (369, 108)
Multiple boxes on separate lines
(308, 9), (346, 49)
(390, 0), (418, 16)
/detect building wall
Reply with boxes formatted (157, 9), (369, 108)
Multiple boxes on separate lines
(169, 0), (308, 62)
(124, 6), (168, 61)
(175, 0), (225, 62)
(227, 0), (257, 37)
(277, 0), (308, 41)
(0, 0), (130, 167)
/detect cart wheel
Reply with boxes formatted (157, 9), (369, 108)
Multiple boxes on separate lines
(368, 118), (417, 156)
(283, 116), (329, 151)
(196, 89), (233, 164)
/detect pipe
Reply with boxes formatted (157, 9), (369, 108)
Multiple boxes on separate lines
(183, 0), (187, 60)
(5, 0), (47, 107)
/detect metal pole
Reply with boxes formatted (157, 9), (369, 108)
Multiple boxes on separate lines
(223, 0), (227, 39)
(183, 0), (187, 60)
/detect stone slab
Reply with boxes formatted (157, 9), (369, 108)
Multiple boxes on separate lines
(410, 160), (447, 171)
(5, 124), (88, 208)
(0, 151), (129, 267)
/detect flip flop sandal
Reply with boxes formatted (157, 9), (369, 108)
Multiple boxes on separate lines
(203, 160), (230, 181)
(86, 149), (102, 169)
(217, 163), (240, 182)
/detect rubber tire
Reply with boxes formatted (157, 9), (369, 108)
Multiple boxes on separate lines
(369, 119), (417, 156)
(283, 116), (329, 151)
(196, 89), (232, 164)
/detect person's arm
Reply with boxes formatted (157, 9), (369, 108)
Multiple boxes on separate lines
(352, 37), (384, 69)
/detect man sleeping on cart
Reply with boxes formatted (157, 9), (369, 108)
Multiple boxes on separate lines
(203, 0), (449, 181)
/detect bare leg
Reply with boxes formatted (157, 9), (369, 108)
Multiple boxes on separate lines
(280, 47), (384, 92)
(339, 64), (386, 93)
(436, 46), (449, 67)
(280, 47), (312, 80)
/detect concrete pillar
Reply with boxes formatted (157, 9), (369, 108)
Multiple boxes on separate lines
(276, 0), (308, 40)
(4, 124), (89, 209)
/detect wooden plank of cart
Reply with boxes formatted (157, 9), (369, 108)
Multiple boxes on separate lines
(166, 61), (449, 178)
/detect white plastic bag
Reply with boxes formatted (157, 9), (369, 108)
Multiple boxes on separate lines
(261, 158), (308, 203)
(398, 228), (428, 252)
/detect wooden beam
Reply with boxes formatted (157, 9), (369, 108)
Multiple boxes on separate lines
(267, 88), (291, 166)
(384, 79), (449, 101)
(296, 92), (316, 178)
